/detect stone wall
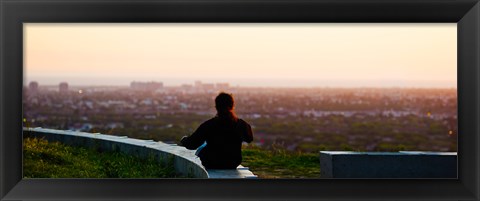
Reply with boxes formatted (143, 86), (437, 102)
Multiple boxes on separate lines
(24, 127), (256, 178)
(320, 151), (457, 178)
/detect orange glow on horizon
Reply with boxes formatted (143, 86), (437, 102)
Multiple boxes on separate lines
(24, 23), (457, 88)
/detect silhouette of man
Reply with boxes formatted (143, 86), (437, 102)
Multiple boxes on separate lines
(180, 92), (254, 169)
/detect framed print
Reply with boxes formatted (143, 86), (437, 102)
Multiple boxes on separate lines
(1, 0), (479, 200)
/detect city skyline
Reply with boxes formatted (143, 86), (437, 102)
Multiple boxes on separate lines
(25, 23), (457, 88)
(25, 78), (457, 89)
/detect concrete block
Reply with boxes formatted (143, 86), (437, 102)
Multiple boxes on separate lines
(320, 151), (457, 178)
(23, 127), (256, 178)
(207, 165), (258, 179)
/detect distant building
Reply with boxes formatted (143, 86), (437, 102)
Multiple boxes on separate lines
(216, 83), (230, 90)
(29, 81), (39, 94)
(202, 83), (215, 90)
(130, 81), (163, 91)
(194, 81), (228, 92)
(59, 82), (69, 94)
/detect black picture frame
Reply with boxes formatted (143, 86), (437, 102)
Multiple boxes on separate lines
(1, 0), (479, 200)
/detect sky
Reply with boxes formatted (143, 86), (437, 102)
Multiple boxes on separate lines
(24, 23), (457, 88)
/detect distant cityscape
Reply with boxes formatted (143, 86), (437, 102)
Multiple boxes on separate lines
(28, 80), (232, 93)
(23, 80), (457, 152)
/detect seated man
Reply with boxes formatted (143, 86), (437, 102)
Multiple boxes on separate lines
(180, 92), (254, 169)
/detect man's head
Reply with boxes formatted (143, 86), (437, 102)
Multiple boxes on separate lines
(215, 92), (235, 113)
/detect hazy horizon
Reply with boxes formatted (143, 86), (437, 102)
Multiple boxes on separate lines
(25, 23), (457, 88)
(25, 76), (456, 89)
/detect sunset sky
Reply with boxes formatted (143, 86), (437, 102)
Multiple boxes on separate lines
(24, 23), (457, 88)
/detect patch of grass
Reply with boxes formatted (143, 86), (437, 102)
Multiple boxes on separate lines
(23, 137), (181, 178)
(241, 146), (320, 178)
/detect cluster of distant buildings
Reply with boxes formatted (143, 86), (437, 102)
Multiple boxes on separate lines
(28, 81), (69, 94)
(180, 81), (230, 92)
(27, 80), (232, 94)
(130, 80), (231, 92)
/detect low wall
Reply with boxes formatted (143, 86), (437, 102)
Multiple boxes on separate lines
(24, 127), (256, 178)
(320, 151), (457, 178)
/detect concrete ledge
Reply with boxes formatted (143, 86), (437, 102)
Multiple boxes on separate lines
(24, 127), (257, 178)
(320, 151), (457, 178)
(207, 165), (257, 178)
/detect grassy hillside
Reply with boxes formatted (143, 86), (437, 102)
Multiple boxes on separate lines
(24, 137), (320, 178)
(23, 137), (180, 178)
(241, 146), (320, 178)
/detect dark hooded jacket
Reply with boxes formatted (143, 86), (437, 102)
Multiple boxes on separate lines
(180, 117), (253, 169)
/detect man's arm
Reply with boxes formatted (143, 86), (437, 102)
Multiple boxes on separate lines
(180, 123), (207, 150)
(242, 122), (254, 143)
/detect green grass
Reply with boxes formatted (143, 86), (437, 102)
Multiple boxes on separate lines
(241, 146), (320, 178)
(23, 137), (180, 178)
(24, 137), (320, 178)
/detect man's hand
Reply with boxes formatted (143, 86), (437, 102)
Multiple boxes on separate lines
(179, 136), (188, 146)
